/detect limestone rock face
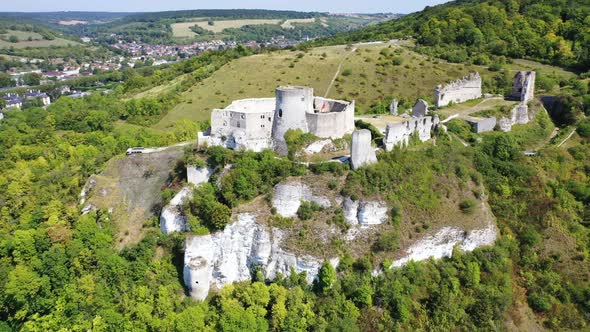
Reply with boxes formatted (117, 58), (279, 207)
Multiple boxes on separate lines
(183, 213), (337, 301)
(272, 182), (331, 218)
(304, 139), (333, 155)
(412, 99), (429, 117)
(342, 197), (388, 225)
(351, 129), (377, 170)
(160, 187), (192, 234)
(391, 222), (497, 268)
(187, 166), (213, 186)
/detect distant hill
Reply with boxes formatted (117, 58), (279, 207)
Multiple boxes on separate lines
(312, 0), (590, 71)
(68, 9), (393, 44)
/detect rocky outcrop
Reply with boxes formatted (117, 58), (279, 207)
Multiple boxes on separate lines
(183, 214), (337, 301)
(160, 187), (192, 234)
(304, 139), (333, 155)
(187, 166), (213, 186)
(272, 182), (331, 218)
(342, 197), (388, 225)
(391, 221), (497, 268)
(350, 130), (377, 170)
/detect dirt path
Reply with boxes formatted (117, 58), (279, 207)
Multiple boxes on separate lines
(557, 128), (577, 147)
(324, 47), (357, 98)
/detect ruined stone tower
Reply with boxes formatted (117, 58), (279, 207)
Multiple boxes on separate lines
(272, 86), (313, 154)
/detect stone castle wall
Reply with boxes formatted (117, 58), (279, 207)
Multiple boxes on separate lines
(384, 115), (438, 151)
(306, 99), (355, 138)
(512, 71), (536, 103)
(209, 98), (275, 152)
(434, 73), (482, 108)
(203, 86), (355, 154)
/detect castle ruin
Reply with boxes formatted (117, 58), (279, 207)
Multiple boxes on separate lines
(511, 71), (536, 103)
(384, 115), (439, 151)
(200, 86), (355, 154)
(351, 129), (377, 170)
(434, 73), (482, 108)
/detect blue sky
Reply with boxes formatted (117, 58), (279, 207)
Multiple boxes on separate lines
(0, 0), (451, 14)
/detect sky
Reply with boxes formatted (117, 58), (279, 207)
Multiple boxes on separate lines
(0, 0), (451, 14)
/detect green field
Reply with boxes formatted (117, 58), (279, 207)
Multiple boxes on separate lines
(0, 30), (79, 49)
(172, 19), (283, 37)
(281, 18), (317, 29)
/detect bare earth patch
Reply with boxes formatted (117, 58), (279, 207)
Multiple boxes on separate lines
(84, 147), (185, 249)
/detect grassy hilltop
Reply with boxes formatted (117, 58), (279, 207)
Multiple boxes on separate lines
(150, 40), (574, 130)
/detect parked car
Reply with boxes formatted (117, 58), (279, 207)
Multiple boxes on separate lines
(126, 147), (145, 155)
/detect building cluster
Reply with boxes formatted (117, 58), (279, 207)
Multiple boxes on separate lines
(2, 90), (51, 111)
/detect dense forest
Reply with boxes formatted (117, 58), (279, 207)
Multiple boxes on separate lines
(312, 0), (590, 71)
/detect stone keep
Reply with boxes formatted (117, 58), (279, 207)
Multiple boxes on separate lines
(201, 86), (355, 155)
(389, 98), (399, 115)
(512, 71), (536, 103)
(412, 99), (429, 117)
(208, 98), (275, 152)
(434, 73), (482, 108)
(272, 86), (313, 154)
(351, 129), (377, 170)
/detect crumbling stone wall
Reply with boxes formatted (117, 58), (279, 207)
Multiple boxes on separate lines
(412, 99), (429, 117)
(434, 73), (482, 108)
(384, 116), (436, 151)
(467, 117), (497, 133)
(512, 71), (536, 103)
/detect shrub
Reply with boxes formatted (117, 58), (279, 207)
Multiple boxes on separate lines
(459, 198), (477, 214)
(392, 56), (403, 65)
(528, 292), (552, 313)
(341, 69), (352, 76)
(577, 119), (590, 138)
(297, 201), (323, 220)
(374, 231), (399, 251)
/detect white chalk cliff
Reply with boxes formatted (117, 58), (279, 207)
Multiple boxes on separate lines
(183, 213), (338, 301)
(342, 197), (388, 225)
(272, 182), (331, 217)
(160, 187), (192, 234)
(391, 221), (497, 268)
(187, 165), (213, 186)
